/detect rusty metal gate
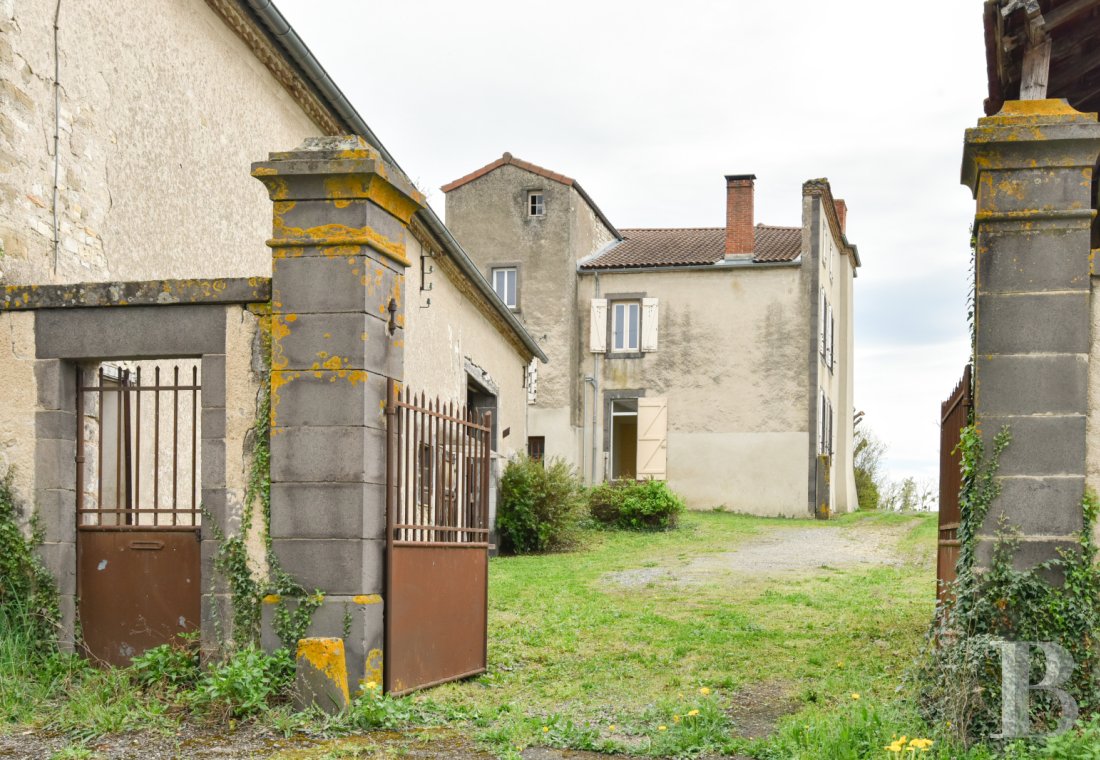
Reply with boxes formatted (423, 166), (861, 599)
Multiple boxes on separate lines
(76, 365), (202, 666)
(937, 364), (972, 601)
(384, 380), (490, 695)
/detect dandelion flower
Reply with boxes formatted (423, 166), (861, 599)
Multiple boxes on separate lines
(699, 687), (711, 695)
(673, 715), (680, 723)
(687, 709), (699, 716)
(364, 680), (378, 691)
(850, 693), (860, 700)
(658, 725), (667, 731)
(542, 726), (549, 733)
(609, 725), (616, 731)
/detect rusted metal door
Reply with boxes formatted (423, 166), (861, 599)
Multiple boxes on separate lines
(384, 381), (490, 695)
(937, 365), (972, 601)
(76, 365), (201, 666)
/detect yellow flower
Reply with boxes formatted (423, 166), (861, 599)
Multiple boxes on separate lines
(542, 726), (549, 733)
(364, 680), (378, 691)
(884, 741), (903, 753)
(687, 709), (699, 716)
(673, 715), (680, 723)
(850, 693), (860, 700)
(836, 661), (844, 668)
(608, 724), (616, 731)
(909, 738), (934, 750)
(658, 725), (667, 731)
(699, 687), (711, 695)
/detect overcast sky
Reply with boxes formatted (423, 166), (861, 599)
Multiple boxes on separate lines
(277, 0), (989, 492)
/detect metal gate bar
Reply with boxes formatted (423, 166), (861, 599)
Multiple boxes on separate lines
(384, 379), (491, 695)
(76, 365), (202, 529)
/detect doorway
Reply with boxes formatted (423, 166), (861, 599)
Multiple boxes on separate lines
(609, 398), (638, 480)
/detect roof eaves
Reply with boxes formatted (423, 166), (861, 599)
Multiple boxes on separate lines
(235, 1), (547, 363)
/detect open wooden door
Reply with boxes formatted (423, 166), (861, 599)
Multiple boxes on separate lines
(636, 397), (667, 480)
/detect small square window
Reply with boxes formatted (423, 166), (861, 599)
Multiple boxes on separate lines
(611, 301), (640, 352)
(492, 267), (518, 309)
(528, 191), (545, 217)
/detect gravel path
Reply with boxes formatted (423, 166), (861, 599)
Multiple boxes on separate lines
(603, 519), (918, 588)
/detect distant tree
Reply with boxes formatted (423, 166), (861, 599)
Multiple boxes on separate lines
(881, 476), (936, 512)
(853, 412), (886, 511)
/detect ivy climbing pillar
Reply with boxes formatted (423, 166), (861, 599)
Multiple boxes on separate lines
(962, 100), (1100, 578)
(251, 136), (423, 688)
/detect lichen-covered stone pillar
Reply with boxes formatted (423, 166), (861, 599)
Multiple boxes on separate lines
(962, 100), (1100, 576)
(251, 136), (423, 688)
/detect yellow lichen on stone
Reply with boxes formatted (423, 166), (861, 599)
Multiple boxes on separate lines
(297, 638), (351, 706)
(352, 594), (382, 605)
(363, 648), (384, 693)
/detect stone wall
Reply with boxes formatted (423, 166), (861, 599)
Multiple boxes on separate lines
(0, 0), (319, 286)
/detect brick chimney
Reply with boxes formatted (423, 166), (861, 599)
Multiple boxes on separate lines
(834, 198), (847, 235)
(724, 174), (756, 257)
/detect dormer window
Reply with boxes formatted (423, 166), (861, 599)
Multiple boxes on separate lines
(528, 191), (545, 217)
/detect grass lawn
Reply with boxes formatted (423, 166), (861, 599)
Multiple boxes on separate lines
(399, 510), (941, 754)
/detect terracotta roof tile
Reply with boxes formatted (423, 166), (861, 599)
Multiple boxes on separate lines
(580, 225), (801, 270)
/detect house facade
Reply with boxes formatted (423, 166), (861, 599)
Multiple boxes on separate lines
(444, 155), (860, 517)
(0, 0), (542, 685)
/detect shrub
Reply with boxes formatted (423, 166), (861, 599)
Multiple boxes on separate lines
(496, 455), (584, 554)
(130, 634), (200, 691)
(191, 646), (294, 719)
(587, 479), (684, 531)
(0, 469), (59, 650)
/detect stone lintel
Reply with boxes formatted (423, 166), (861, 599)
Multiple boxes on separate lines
(2, 278), (270, 311)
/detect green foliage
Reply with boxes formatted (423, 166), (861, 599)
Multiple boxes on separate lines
(751, 698), (992, 760)
(853, 419), (886, 510)
(496, 454), (585, 554)
(917, 425), (1100, 745)
(341, 683), (421, 731)
(587, 478), (685, 530)
(0, 469), (59, 650)
(129, 634), (200, 691)
(191, 645), (294, 719)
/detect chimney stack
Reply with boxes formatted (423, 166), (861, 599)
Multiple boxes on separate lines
(725, 174), (756, 257)
(834, 199), (847, 235)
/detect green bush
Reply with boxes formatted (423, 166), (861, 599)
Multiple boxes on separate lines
(496, 455), (585, 554)
(587, 479), (684, 531)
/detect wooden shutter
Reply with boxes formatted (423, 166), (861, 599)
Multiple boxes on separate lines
(641, 298), (659, 352)
(636, 397), (668, 480)
(829, 313), (836, 369)
(819, 290), (827, 357)
(590, 299), (607, 352)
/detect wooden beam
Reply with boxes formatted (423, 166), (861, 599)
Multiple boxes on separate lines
(1042, 0), (1100, 35)
(1020, 1), (1052, 99)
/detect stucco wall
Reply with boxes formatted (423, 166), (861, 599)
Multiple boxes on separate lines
(403, 234), (528, 463)
(0, 0), (320, 286)
(578, 265), (810, 514)
(814, 201), (858, 513)
(444, 164), (578, 414)
(0, 311), (37, 504)
(224, 306), (265, 570)
(1085, 277), (1100, 541)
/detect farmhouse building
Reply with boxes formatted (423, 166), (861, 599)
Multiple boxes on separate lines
(443, 155), (861, 517)
(0, 0), (543, 692)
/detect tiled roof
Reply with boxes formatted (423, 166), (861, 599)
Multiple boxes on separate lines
(579, 225), (801, 270)
(442, 153), (621, 240)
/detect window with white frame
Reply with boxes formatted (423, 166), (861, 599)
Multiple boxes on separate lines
(492, 267), (517, 309)
(611, 301), (641, 352)
(528, 191), (545, 217)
